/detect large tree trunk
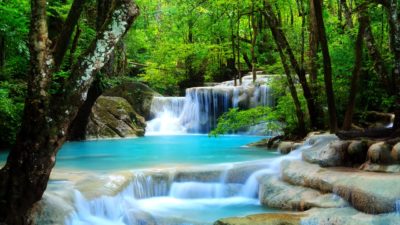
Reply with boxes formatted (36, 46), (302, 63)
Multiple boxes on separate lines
(67, 0), (117, 141)
(311, 0), (338, 132)
(0, 1), (139, 224)
(342, 13), (367, 130)
(264, 1), (323, 130)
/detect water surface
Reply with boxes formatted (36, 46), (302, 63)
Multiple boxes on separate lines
(54, 135), (275, 171)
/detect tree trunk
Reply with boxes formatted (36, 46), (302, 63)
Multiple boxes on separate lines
(250, 1), (258, 83)
(311, 0), (338, 132)
(342, 13), (367, 130)
(264, 1), (323, 130)
(340, 0), (353, 29)
(277, 45), (307, 136)
(363, 15), (391, 92)
(237, 4), (242, 85)
(0, 1), (139, 224)
(67, 79), (103, 140)
(68, 25), (81, 69)
(308, 0), (319, 83)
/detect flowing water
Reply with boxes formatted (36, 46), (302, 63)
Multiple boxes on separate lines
(0, 75), (303, 225)
(146, 75), (276, 135)
(30, 135), (283, 225)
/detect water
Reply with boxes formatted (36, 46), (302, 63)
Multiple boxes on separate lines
(147, 75), (276, 135)
(53, 135), (275, 171)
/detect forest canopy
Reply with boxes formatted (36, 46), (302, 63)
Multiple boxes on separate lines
(0, 0), (399, 146)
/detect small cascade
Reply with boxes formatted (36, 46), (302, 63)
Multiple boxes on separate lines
(146, 75), (276, 134)
(66, 190), (138, 225)
(396, 200), (400, 215)
(169, 182), (232, 198)
(130, 172), (170, 199)
(239, 144), (310, 198)
(62, 134), (337, 225)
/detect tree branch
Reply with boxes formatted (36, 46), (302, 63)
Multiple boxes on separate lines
(53, 0), (86, 71)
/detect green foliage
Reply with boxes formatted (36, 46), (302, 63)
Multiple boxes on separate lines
(210, 106), (279, 136)
(0, 0), (30, 80)
(0, 81), (25, 148)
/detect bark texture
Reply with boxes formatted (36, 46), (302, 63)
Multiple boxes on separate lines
(264, 1), (323, 130)
(0, 1), (139, 224)
(311, 0), (338, 132)
(342, 13), (367, 130)
(263, 1), (306, 135)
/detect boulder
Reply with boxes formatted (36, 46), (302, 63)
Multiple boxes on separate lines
(347, 140), (368, 155)
(103, 81), (160, 119)
(360, 162), (400, 173)
(367, 142), (395, 164)
(259, 176), (348, 211)
(214, 213), (303, 225)
(302, 140), (350, 167)
(281, 160), (400, 214)
(354, 111), (394, 128)
(86, 96), (146, 139)
(347, 140), (368, 164)
(215, 207), (400, 225)
(391, 143), (400, 161)
(278, 141), (297, 154)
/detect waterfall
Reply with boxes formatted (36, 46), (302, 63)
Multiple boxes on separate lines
(146, 75), (276, 135)
(63, 135), (337, 225)
(396, 200), (400, 215)
(239, 144), (311, 198)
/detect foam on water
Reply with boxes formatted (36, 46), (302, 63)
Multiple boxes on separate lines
(239, 144), (311, 198)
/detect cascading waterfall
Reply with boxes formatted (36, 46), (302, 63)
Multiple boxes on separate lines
(146, 75), (276, 134)
(64, 138), (318, 225)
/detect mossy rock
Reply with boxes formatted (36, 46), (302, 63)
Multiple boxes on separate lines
(86, 96), (145, 139)
(103, 81), (160, 119)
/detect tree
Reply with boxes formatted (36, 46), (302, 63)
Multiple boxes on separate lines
(310, 0), (338, 132)
(263, 1), (322, 131)
(0, 0), (139, 224)
(342, 11), (367, 130)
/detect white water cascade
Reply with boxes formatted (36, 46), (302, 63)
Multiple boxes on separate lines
(62, 136), (330, 225)
(146, 75), (276, 135)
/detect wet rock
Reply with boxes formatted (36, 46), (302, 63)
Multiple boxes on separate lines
(86, 96), (146, 139)
(31, 190), (75, 225)
(214, 213), (303, 225)
(367, 142), (395, 164)
(391, 143), (400, 161)
(347, 140), (368, 164)
(103, 81), (160, 119)
(300, 207), (400, 225)
(360, 162), (400, 173)
(347, 141), (368, 155)
(215, 207), (400, 225)
(281, 160), (400, 214)
(302, 140), (350, 167)
(259, 176), (348, 211)
(278, 141), (296, 154)
(354, 111), (394, 128)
